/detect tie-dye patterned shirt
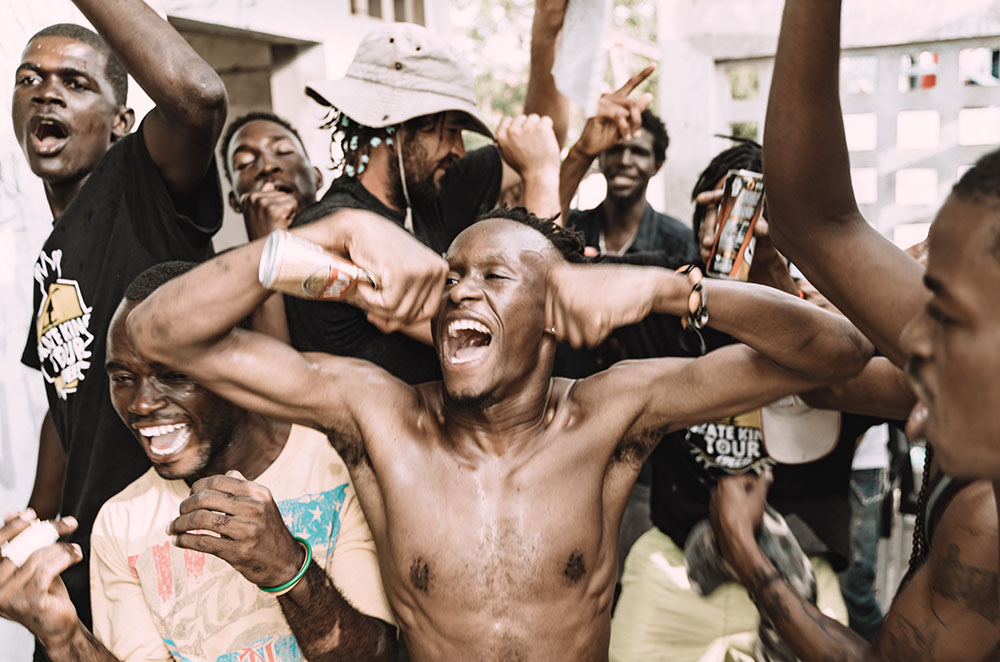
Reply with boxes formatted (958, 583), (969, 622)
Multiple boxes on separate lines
(90, 424), (394, 661)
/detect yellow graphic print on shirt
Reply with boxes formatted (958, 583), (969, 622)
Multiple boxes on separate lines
(34, 250), (94, 400)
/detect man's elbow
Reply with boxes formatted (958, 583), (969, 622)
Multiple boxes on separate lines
(829, 329), (874, 382)
(173, 70), (228, 131)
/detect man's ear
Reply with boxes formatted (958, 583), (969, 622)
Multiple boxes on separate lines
(313, 166), (323, 192)
(228, 190), (242, 214)
(111, 107), (135, 142)
(653, 158), (665, 176)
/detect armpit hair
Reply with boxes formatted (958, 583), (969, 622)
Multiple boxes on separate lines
(323, 428), (371, 470)
(612, 425), (669, 470)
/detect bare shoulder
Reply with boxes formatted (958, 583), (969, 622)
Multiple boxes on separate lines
(301, 351), (424, 464)
(570, 363), (683, 469)
(571, 358), (686, 411)
(871, 480), (999, 662)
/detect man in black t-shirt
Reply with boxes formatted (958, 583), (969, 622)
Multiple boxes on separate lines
(12, 1), (226, 648)
(565, 109), (697, 264)
(286, 22), (562, 383)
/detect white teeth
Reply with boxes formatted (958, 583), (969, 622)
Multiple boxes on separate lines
(148, 427), (191, 456)
(138, 423), (188, 437)
(447, 319), (491, 337)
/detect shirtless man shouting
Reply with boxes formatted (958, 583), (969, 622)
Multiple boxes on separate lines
(127, 206), (870, 660)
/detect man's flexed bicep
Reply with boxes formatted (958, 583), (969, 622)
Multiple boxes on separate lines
(548, 261), (871, 458)
(621, 345), (848, 441)
(127, 208), (445, 445)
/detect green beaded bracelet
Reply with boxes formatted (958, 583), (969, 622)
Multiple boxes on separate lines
(259, 537), (311, 596)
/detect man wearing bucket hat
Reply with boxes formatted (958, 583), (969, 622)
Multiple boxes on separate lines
(282, 22), (565, 384)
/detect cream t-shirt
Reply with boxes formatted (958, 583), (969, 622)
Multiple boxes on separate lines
(91, 424), (393, 661)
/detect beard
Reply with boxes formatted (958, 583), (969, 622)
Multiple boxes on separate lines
(388, 139), (449, 211)
(442, 387), (493, 413)
(152, 421), (235, 481)
(151, 439), (214, 481)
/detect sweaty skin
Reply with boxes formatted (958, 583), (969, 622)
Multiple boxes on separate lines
(127, 210), (870, 660)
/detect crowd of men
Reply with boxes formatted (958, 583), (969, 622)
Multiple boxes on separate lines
(2, 0), (998, 660)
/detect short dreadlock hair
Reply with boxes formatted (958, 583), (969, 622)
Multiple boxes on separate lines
(691, 137), (763, 241)
(475, 206), (589, 263)
(320, 107), (446, 175)
(220, 111), (309, 181)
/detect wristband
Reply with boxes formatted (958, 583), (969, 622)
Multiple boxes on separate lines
(258, 537), (311, 596)
(676, 265), (709, 355)
(678, 265), (709, 330)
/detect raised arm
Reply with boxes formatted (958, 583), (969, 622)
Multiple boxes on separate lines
(72, 0), (227, 194)
(710, 472), (1000, 662)
(495, 114), (562, 220)
(559, 66), (654, 222)
(764, 0), (924, 366)
(524, 0), (570, 147)
(547, 262), (872, 438)
(127, 209), (447, 436)
(802, 356), (916, 419)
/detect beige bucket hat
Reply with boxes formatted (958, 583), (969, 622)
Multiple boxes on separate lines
(306, 23), (493, 139)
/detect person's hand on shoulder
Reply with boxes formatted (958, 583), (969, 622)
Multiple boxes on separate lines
(0, 510), (82, 650)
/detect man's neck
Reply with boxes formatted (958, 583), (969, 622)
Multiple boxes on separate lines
(44, 175), (90, 219)
(600, 191), (647, 253)
(442, 375), (555, 459)
(357, 145), (402, 213)
(190, 413), (291, 484)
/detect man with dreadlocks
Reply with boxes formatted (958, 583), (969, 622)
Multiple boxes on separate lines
(125, 200), (870, 660)
(281, 22), (564, 384)
(708, 0), (1000, 661)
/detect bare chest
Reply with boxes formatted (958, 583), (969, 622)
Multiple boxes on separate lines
(379, 453), (613, 613)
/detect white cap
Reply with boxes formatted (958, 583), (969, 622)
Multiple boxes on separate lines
(760, 395), (841, 465)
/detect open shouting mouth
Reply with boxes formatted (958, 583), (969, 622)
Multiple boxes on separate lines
(444, 318), (493, 366)
(30, 115), (70, 156)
